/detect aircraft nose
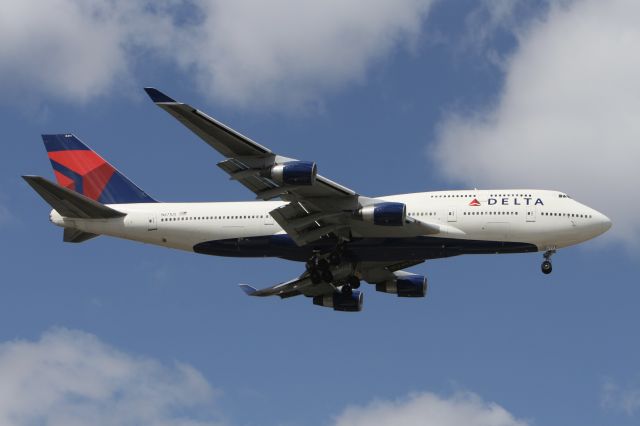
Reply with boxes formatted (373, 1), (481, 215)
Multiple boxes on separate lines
(595, 211), (612, 233)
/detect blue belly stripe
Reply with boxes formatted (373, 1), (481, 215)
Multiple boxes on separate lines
(193, 235), (537, 262)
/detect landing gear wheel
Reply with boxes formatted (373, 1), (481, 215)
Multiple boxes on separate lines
(541, 249), (556, 275)
(342, 285), (353, 296)
(347, 275), (361, 289)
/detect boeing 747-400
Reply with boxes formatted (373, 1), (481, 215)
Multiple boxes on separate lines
(23, 88), (612, 312)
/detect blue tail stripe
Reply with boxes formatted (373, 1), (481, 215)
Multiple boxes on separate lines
(98, 172), (157, 204)
(50, 160), (84, 194)
(43, 134), (90, 152)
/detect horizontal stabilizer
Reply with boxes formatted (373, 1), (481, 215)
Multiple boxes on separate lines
(22, 175), (126, 219)
(63, 228), (99, 243)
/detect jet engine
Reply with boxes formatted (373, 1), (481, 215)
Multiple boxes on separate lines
(313, 290), (363, 312)
(376, 273), (427, 297)
(357, 202), (406, 226)
(269, 161), (317, 186)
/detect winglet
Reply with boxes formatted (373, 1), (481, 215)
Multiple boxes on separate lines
(144, 87), (177, 103)
(239, 284), (258, 296)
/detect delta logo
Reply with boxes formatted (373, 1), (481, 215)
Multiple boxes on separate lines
(469, 197), (544, 206)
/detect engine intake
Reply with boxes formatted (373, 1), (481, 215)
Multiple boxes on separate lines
(357, 202), (406, 226)
(376, 273), (427, 297)
(313, 290), (363, 312)
(269, 161), (317, 186)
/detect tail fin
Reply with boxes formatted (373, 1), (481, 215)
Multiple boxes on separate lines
(42, 134), (156, 204)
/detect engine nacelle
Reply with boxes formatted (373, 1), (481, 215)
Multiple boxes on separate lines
(269, 161), (317, 186)
(313, 290), (363, 312)
(357, 202), (406, 226)
(376, 273), (427, 297)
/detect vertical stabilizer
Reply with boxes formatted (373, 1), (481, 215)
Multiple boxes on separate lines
(42, 134), (156, 204)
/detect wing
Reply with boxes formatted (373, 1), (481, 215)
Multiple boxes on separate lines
(238, 259), (424, 299)
(240, 274), (334, 298)
(144, 88), (357, 202)
(144, 87), (366, 245)
(144, 88), (459, 246)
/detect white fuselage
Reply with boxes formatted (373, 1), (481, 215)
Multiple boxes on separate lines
(50, 189), (611, 258)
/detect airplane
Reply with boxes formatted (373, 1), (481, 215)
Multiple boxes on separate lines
(23, 88), (612, 312)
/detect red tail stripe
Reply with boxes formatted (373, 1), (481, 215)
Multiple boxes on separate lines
(83, 163), (116, 201)
(48, 150), (106, 174)
(54, 170), (75, 190)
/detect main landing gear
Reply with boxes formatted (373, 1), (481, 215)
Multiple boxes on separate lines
(541, 249), (556, 275)
(305, 248), (360, 293)
(306, 255), (332, 284)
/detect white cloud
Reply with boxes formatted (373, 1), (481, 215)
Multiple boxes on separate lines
(602, 377), (640, 416)
(0, 328), (220, 426)
(0, 329), (531, 426)
(333, 392), (528, 426)
(0, 0), (176, 102)
(180, 0), (432, 108)
(0, 0), (432, 109)
(462, 0), (524, 53)
(432, 0), (640, 248)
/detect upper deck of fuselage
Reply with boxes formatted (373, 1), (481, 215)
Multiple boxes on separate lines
(379, 189), (571, 208)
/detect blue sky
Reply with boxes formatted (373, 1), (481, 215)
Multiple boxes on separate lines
(1, 1), (639, 425)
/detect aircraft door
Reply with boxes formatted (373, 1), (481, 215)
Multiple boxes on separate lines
(147, 214), (158, 231)
(526, 207), (536, 222)
(447, 208), (457, 222)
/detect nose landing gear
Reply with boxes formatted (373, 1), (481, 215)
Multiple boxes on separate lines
(541, 249), (556, 275)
